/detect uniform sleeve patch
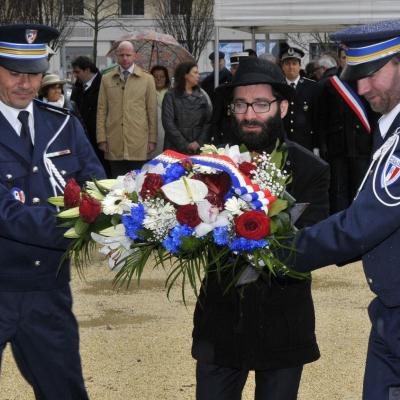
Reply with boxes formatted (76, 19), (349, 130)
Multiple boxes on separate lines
(381, 154), (400, 188)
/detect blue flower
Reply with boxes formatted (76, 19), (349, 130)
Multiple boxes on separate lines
(122, 203), (145, 240)
(213, 226), (230, 246)
(163, 163), (186, 184)
(162, 224), (193, 254)
(229, 237), (268, 252)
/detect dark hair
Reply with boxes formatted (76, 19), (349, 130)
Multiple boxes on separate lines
(173, 61), (198, 94)
(71, 56), (98, 73)
(150, 65), (170, 88)
(40, 83), (63, 99)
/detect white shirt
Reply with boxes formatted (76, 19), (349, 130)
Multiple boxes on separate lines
(119, 63), (135, 77)
(83, 72), (98, 91)
(379, 102), (400, 139)
(0, 100), (35, 144)
(286, 76), (300, 88)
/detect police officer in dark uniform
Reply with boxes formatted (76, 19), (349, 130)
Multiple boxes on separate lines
(280, 46), (322, 153)
(201, 50), (233, 104)
(0, 24), (105, 398)
(279, 19), (400, 400)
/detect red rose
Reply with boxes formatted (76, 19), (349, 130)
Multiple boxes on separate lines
(64, 178), (81, 208)
(192, 172), (231, 208)
(239, 161), (257, 177)
(79, 194), (102, 223)
(176, 204), (202, 228)
(235, 210), (270, 240)
(140, 173), (164, 199)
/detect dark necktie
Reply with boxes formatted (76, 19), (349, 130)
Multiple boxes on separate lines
(290, 82), (296, 89)
(123, 70), (130, 81)
(18, 111), (33, 156)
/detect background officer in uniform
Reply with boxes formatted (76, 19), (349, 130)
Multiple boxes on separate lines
(279, 19), (400, 400)
(280, 46), (322, 153)
(0, 24), (105, 399)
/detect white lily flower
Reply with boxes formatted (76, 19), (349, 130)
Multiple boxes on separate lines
(98, 223), (126, 237)
(111, 172), (137, 193)
(200, 144), (219, 154)
(162, 177), (208, 205)
(195, 200), (230, 237)
(142, 162), (166, 175)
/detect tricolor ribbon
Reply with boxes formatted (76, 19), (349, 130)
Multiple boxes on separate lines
(150, 150), (276, 211)
(329, 75), (371, 134)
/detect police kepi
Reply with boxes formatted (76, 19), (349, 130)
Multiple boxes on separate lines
(0, 24), (105, 399)
(280, 19), (400, 400)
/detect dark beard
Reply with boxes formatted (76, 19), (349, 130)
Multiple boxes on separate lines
(230, 108), (286, 152)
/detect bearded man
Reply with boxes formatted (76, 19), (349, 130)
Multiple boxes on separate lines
(192, 57), (330, 400)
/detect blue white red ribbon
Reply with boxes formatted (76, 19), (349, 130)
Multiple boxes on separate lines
(150, 150), (275, 211)
(329, 75), (371, 134)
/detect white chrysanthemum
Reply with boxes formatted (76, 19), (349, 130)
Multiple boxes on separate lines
(224, 197), (248, 216)
(143, 199), (177, 239)
(200, 144), (219, 154)
(102, 189), (133, 215)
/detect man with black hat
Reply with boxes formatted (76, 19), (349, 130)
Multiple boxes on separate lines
(201, 50), (232, 103)
(0, 24), (105, 399)
(192, 57), (330, 400)
(280, 46), (322, 153)
(277, 19), (400, 399)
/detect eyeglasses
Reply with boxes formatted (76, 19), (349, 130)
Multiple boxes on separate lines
(230, 99), (278, 114)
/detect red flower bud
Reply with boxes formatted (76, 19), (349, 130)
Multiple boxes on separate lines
(176, 204), (202, 228)
(79, 194), (102, 223)
(239, 161), (257, 177)
(235, 210), (270, 240)
(181, 159), (193, 171)
(64, 178), (81, 208)
(140, 173), (164, 199)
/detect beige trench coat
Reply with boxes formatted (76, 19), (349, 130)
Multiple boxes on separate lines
(97, 65), (157, 161)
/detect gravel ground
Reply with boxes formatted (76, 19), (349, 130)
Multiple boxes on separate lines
(0, 259), (372, 400)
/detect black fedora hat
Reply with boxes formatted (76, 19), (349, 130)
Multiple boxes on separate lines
(225, 57), (294, 100)
(0, 24), (59, 73)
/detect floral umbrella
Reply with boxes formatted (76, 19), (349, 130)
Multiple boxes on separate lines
(106, 30), (195, 78)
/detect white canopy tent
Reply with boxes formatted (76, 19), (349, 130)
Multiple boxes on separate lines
(212, 0), (400, 85)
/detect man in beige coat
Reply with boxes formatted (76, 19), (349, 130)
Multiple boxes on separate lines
(97, 41), (157, 177)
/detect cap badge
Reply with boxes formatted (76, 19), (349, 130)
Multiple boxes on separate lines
(288, 48), (294, 56)
(25, 29), (38, 44)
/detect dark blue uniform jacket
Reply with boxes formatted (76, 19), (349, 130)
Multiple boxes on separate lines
(287, 111), (400, 307)
(0, 100), (105, 292)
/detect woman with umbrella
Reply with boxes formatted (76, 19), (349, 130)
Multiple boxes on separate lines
(162, 61), (212, 154)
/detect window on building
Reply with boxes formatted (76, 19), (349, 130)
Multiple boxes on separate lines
(64, 0), (84, 16)
(120, 0), (144, 15)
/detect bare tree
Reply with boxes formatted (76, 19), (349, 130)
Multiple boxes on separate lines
(0, 0), (74, 52)
(71, 0), (126, 64)
(286, 32), (337, 59)
(153, 0), (214, 62)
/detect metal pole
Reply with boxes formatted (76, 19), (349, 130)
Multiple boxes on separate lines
(214, 26), (220, 89)
(251, 27), (256, 51)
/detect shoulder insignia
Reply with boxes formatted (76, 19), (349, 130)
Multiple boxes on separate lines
(302, 77), (316, 83)
(34, 99), (71, 115)
(381, 154), (400, 188)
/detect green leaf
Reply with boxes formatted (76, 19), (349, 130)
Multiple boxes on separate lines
(111, 214), (121, 226)
(74, 219), (89, 235)
(268, 198), (288, 217)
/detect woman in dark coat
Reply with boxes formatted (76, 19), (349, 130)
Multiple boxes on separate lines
(162, 61), (212, 154)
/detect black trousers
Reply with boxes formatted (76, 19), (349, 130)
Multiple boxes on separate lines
(109, 160), (146, 178)
(196, 362), (303, 400)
